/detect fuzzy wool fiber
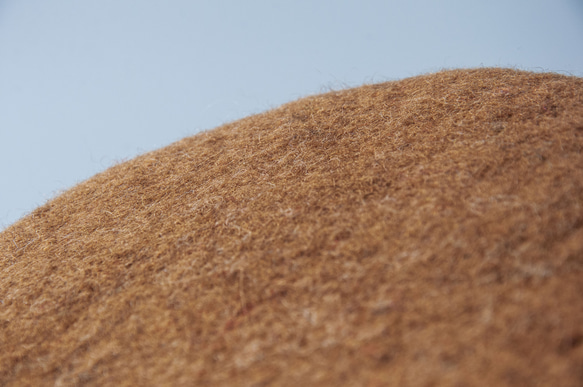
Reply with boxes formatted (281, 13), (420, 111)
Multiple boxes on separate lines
(1, 68), (583, 386)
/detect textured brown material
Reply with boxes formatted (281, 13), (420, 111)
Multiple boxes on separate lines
(1, 68), (583, 386)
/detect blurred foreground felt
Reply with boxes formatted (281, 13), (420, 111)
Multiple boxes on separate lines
(1, 68), (583, 386)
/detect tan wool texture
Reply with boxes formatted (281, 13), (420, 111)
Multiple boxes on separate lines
(1, 68), (583, 386)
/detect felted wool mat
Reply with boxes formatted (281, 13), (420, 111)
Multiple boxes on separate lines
(1, 68), (583, 386)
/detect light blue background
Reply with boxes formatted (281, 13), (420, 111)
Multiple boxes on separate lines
(1, 0), (582, 229)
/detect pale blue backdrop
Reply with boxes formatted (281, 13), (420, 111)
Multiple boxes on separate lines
(1, 0), (582, 229)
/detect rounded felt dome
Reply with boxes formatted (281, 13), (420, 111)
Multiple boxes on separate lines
(1, 68), (583, 386)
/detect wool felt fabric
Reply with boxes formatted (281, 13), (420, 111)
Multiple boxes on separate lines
(1, 68), (582, 386)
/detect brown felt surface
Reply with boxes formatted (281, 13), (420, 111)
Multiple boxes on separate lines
(1, 68), (583, 386)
